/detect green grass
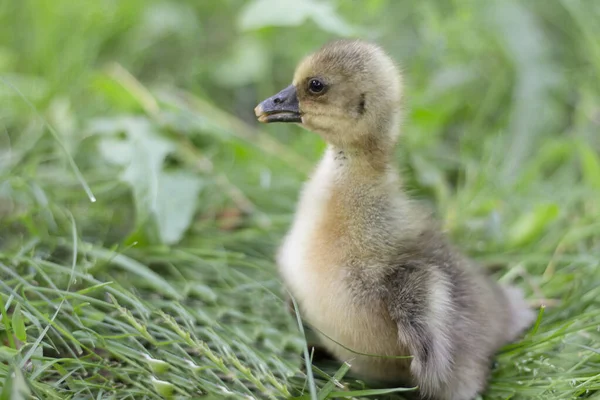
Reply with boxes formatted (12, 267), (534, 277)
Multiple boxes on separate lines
(1, 0), (600, 399)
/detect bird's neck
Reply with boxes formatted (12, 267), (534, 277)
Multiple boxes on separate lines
(325, 137), (396, 183)
(324, 112), (401, 179)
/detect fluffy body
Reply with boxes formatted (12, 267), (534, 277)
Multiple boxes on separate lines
(265, 40), (535, 400)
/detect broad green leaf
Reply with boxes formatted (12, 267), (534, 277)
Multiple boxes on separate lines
(120, 129), (174, 223)
(155, 171), (202, 244)
(95, 116), (178, 243)
(507, 203), (560, 247)
(98, 136), (134, 166)
(11, 303), (26, 342)
(238, 0), (357, 36)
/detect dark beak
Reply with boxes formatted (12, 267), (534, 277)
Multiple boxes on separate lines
(254, 84), (301, 123)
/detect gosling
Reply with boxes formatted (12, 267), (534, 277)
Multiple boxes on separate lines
(254, 39), (535, 400)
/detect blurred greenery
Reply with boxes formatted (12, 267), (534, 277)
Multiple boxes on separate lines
(0, 0), (599, 399)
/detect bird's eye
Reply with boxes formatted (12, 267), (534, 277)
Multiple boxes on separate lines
(308, 79), (325, 94)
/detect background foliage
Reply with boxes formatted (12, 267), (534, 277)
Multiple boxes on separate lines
(1, 0), (599, 399)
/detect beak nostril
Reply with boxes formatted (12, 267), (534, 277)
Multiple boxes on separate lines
(256, 84), (299, 123)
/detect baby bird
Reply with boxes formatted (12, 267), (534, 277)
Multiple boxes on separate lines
(254, 39), (535, 400)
